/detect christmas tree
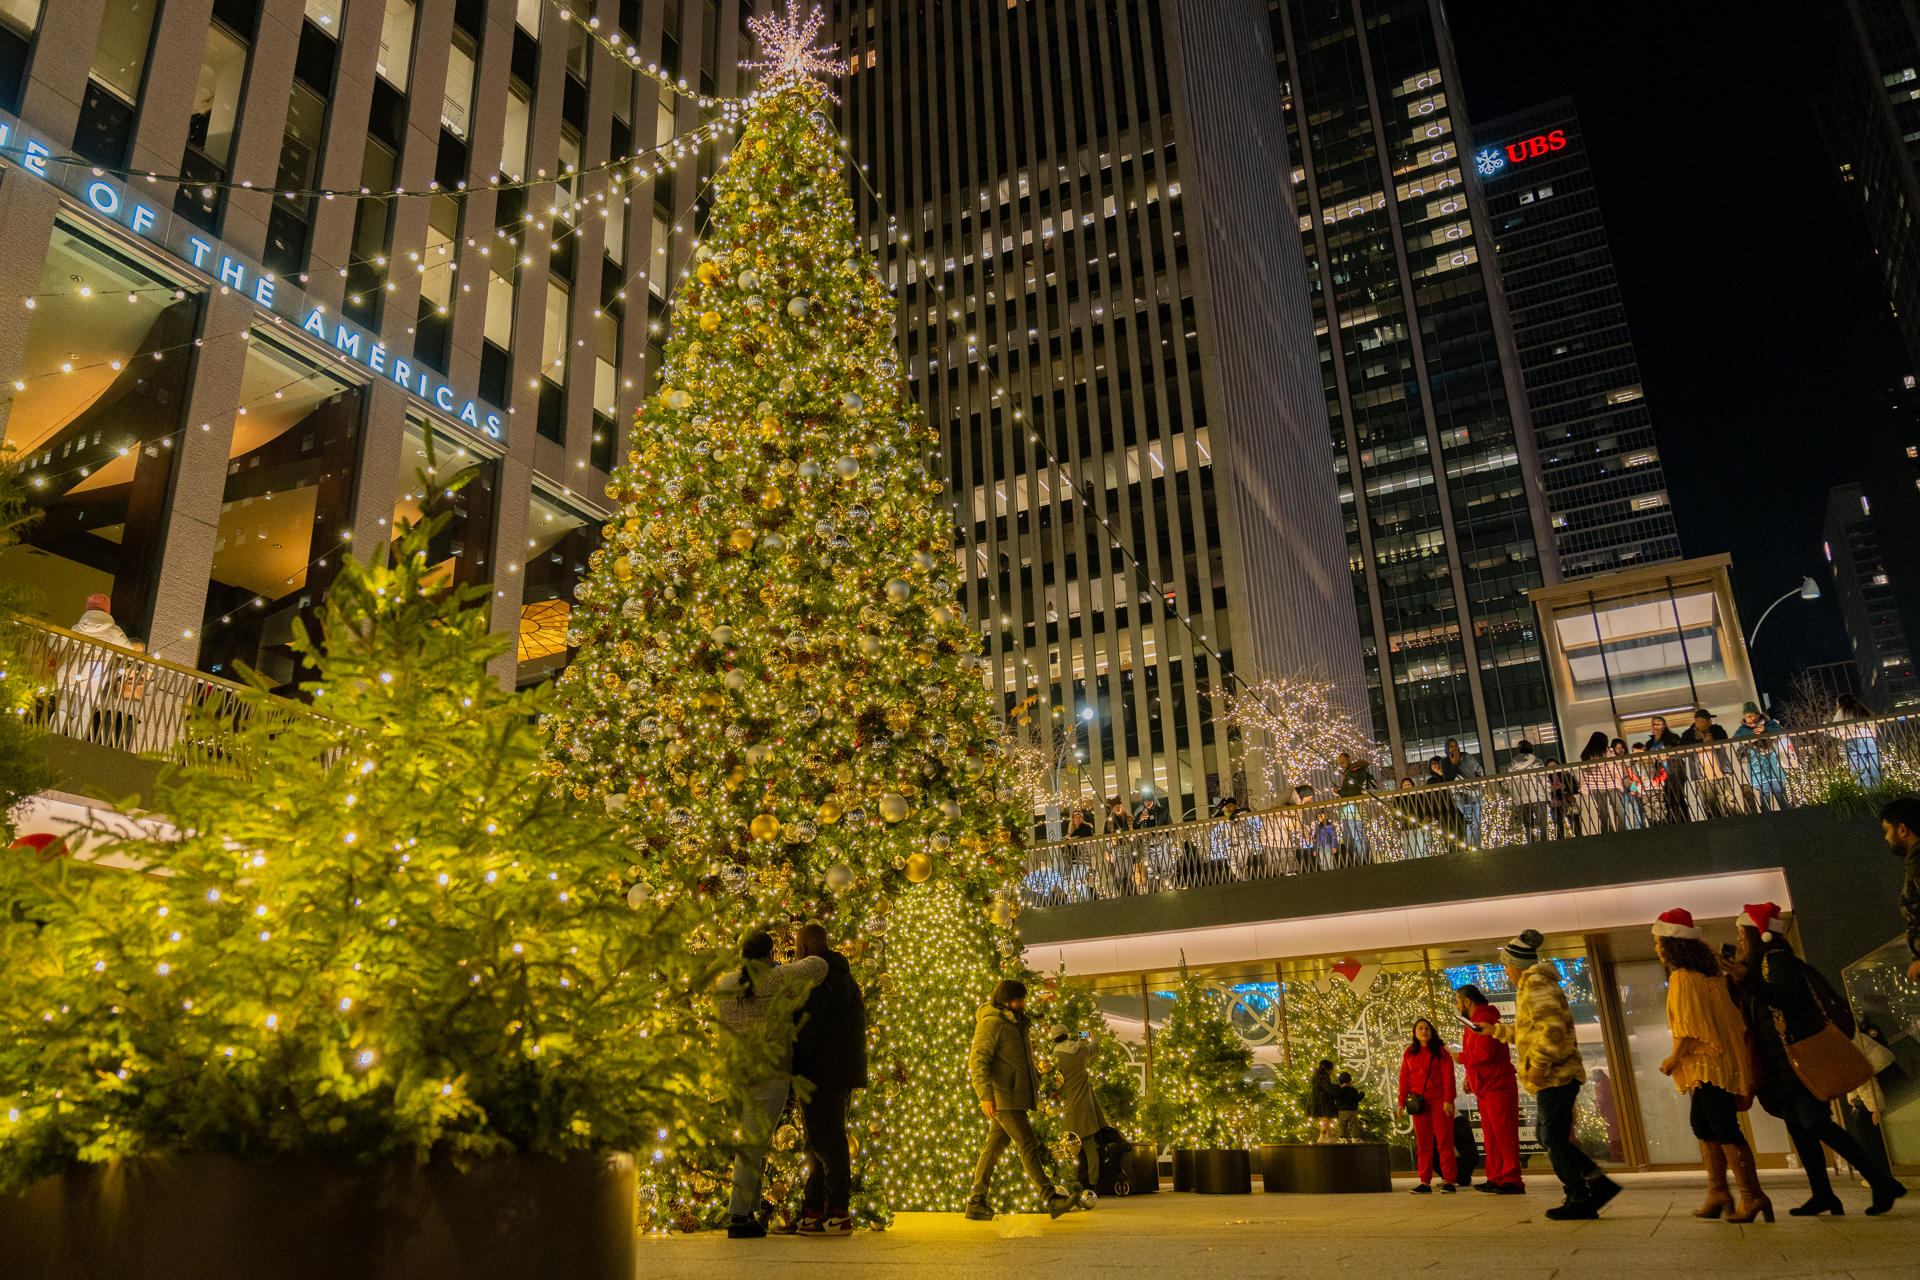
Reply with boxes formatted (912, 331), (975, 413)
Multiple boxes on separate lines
(1142, 965), (1266, 1151)
(0, 467), (762, 1189)
(539, 10), (1027, 1224)
(0, 459), (56, 838)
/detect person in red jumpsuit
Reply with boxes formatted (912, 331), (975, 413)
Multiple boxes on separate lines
(1456, 983), (1525, 1194)
(1397, 1017), (1458, 1192)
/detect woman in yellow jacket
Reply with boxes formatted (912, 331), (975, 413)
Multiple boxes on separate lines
(1653, 908), (1763, 1222)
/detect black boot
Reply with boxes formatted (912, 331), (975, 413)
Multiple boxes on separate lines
(728, 1214), (767, 1238)
(964, 1200), (994, 1221)
(1788, 1192), (1844, 1217)
(1867, 1179), (1908, 1216)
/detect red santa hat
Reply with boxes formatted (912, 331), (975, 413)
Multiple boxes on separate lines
(1742, 901), (1784, 942)
(1651, 907), (1701, 940)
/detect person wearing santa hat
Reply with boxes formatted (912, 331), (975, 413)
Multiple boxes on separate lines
(1735, 902), (1907, 1217)
(1653, 908), (1762, 1221)
(1455, 983), (1524, 1194)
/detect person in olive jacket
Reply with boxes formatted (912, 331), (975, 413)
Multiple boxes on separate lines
(967, 979), (1075, 1221)
(787, 923), (867, 1237)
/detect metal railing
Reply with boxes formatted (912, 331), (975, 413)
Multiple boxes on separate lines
(1021, 716), (1920, 907)
(5, 616), (329, 777)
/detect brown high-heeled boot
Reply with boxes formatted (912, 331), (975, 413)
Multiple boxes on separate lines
(1724, 1144), (1774, 1223)
(1693, 1141), (1732, 1218)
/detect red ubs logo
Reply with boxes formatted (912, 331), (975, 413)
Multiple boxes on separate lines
(1504, 129), (1566, 163)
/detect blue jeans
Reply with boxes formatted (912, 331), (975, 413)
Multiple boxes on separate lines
(1454, 793), (1482, 845)
(729, 1073), (792, 1218)
(1844, 737), (1881, 787)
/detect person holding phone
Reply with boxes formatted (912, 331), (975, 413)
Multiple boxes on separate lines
(1397, 1018), (1458, 1193)
(1456, 984), (1524, 1194)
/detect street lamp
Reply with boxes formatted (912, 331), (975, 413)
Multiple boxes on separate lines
(1747, 576), (1821, 648)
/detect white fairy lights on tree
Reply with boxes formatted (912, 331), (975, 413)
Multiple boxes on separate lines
(1216, 674), (1373, 802)
(741, 4), (847, 98)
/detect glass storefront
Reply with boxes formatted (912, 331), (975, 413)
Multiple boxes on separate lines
(0, 220), (200, 640)
(515, 489), (598, 688)
(389, 414), (496, 591)
(198, 333), (363, 688)
(1071, 918), (1819, 1171)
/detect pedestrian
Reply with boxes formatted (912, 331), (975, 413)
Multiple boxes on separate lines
(1308, 1058), (1341, 1143)
(1679, 707), (1735, 819)
(1468, 928), (1621, 1219)
(1506, 740), (1550, 844)
(1642, 714), (1689, 823)
(1546, 757), (1582, 839)
(715, 931), (828, 1238)
(1311, 809), (1340, 870)
(1334, 1071), (1364, 1142)
(966, 979), (1074, 1220)
(1884, 795), (1920, 983)
(1456, 983), (1524, 1194)
(1733, 902), (1906, 1216)
(1611, 740), (1648, 830)
(1580, 732), (1622, 834)
(1397, 1018), (1458, 1193)
(1425, 757), (1465, 843)
(1732, 702), (1788, 812)
(1049, 1024), (1108, 1191)
(786, 923), (866, 1236)
(1650, 908), (1761, 1222)
(1067, 808), (1095, 840)
(1103, 795), (1134, 835)
(1397, 777), (1429, 858)
(61, 593), (135, 741)
(1831, 693), (1881, 787)
(1444, 738), (1485, 844)
(1630, 743), (1668, 825)
(1336, 750), (1375, 863)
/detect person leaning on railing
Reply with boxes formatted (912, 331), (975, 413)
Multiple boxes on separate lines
(1642, 714), (1690, 825)
(1733, 703), (1789, 813)
(1505, 741), (1551, 844)
(1831, 694), (1882, 788)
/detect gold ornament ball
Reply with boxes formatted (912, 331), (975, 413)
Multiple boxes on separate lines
(759, 488), (784, 510)
(877, 793), (909, 823)
(904, 852), (934, 883)
(749, 814), (781, 842)
(817, 799), (843, 824)
(699, 310), (722, 332)
(728, 528), (756, 551)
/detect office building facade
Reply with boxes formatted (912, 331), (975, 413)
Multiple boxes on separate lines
(835, 0), (1368, 816)
(1267, 0), (1560, 770)
(1825, 482), (1920, 709)
(0, 0), (753, 691)
(1473, 98), (1682, 579)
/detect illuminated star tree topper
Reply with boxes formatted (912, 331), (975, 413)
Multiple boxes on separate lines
(742, 3), (846, 100)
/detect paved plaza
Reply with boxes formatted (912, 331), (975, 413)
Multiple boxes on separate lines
(640, 1174), (1920, 1280)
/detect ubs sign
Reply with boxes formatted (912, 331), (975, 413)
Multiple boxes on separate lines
(1474, 129), (1567, 179)
(0, 109), (508, 440)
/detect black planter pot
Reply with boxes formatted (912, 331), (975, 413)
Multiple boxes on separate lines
(1171, 1147), (1195, 1192)
(1259, 1142), (1393, 1193)
(0, 1152), (636, 1280)
(1124, 1142), (1161, 1194)
(1192, 1148), (1251, 1194)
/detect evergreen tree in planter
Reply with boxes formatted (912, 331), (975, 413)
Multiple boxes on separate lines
(1142, 966), (1265, 1160)
(537, 19), (1029, 1225)
(0, 473), (765, 1276)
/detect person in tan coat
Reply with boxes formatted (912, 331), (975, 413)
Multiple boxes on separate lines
(966, 980), (1073, 1221)
(1466, 928), (1621, 1220)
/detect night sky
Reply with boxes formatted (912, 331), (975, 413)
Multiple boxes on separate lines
(1445, 0), (1893, 696)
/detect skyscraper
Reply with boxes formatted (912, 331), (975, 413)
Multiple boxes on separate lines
(836, 0), (1367, 815)
(1822, 0), (1920, 374)
(1824, 483), (1920, 708)
(1473, 98), (1683, 579)
(1267, 0), (1560, 768)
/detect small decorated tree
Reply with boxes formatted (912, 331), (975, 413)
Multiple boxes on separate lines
(1217, 673), (1372, 804)
(1142, 965), (1265, 1151)
(0, 472), (760, 1191)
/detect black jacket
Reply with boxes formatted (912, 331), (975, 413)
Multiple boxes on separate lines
(1334, 1083), (1362, 1111)
(793, 949), (868, 1090)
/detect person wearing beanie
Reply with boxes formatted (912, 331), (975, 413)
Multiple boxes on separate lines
(1468, 929), (1620, 1219)
(1652, 908), (1762, 1222)
(1733, 903), (1906, 1217)
(1456, 983), (1524, 1194)
(1050, 1023), (1106, 1191)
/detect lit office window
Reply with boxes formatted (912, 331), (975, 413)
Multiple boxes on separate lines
(516, 492), (599, 688)
(376, 0), (416, 90)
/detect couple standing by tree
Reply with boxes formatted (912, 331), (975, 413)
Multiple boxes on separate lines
(717, 923), (866, 1238)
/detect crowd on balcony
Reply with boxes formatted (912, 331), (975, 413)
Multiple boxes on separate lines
(1025, 698), (1912, 905)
